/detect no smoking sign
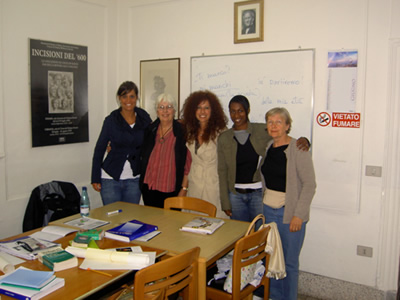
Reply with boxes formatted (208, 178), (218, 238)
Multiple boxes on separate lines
(316, 112), (331, 126)
(316, 112), (361, 128)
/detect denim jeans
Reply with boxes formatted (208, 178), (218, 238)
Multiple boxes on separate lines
(263, 204), (306, 300)
(228, 188), (263, 222)
(100, 178), (141, 205)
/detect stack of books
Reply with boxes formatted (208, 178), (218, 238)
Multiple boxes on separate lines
(0, 267), (65, 299)
(38, 247), (78, 272)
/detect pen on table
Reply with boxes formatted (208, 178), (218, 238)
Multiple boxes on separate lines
(107, 209), (122, 216)
(87, 268), (112, 277)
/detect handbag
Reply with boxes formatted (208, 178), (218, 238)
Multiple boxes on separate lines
(223, 214), (266, 293)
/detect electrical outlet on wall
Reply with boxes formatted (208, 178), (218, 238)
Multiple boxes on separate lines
(365, 165), (382, 177)
(357, 245), (373, 257)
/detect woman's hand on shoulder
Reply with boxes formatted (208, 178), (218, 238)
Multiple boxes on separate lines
(296, 137), (310, 151)
(92, 183), (101, 192)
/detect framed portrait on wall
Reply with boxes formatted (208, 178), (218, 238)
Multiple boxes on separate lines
(234, 0), (264, 44)
(140, 58), (180, 120)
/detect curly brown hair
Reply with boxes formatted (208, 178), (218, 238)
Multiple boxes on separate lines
(181, 90), (228, 144)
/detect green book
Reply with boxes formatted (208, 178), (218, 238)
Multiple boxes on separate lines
(42, 250), (78, 272)
(76, 229), (104, 240)
(71, 234), (92, 248)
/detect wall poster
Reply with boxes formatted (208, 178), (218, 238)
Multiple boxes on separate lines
(326, 50), (358, 112)
(30, 39), (88, 147)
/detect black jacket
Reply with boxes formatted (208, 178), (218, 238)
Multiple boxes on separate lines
(23, 181), (80, 232)
(91, 107), (151, 183)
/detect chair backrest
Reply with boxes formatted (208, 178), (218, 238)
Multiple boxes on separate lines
(164, 196), (217, 217)
(231, 226), (270, 297)
(23, 181), (80, 232)
(134, 246), (200, 300)
(245, 214), (265, 235)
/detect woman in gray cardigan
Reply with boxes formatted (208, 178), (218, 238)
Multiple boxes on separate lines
(260, 107), (316, 300)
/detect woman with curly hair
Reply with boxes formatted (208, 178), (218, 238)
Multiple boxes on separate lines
(181, 90), (228, 217)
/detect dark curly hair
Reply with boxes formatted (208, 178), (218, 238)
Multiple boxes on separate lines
(181, 90), (227, 144)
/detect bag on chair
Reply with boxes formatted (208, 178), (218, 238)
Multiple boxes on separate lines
(222, 214), (266, 293)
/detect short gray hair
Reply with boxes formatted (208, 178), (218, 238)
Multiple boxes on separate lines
(155, 93), (177, 111)
(265, 107), (293, 134)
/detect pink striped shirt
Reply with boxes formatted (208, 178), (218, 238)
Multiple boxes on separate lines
(144, 129), (191, 193)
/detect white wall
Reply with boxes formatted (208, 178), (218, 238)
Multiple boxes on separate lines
(120, 0), (397, 290)
(0, 0), (115, 238)
(0, 0), (399, 293)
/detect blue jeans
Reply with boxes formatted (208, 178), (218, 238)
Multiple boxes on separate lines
(263, 204), (306, 300)
(229, 188), (263, 222)
(100, 178), (141, 205)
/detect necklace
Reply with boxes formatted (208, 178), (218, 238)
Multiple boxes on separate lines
(159, 125), (172, 144)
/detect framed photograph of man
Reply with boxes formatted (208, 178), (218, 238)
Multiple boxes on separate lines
(234, 0), (264, 44)
(140, 58), (180, 120)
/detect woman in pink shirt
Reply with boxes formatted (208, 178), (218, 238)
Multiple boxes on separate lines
(139, 94), (191, 208)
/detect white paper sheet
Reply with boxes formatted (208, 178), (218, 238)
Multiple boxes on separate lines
(0, 254), (15, 274)
(79, 252), (155, 270)
(0, 251), (25, 267)
(30, 226), (78, 242)
(65, 246), (155, 270)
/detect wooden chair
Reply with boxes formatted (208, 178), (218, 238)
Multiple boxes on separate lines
(134, 246), (200, 300)
(164, 196), (217, 217)
(206, 226), (270, 300)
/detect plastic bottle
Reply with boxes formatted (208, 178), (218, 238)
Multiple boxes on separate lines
(80, 186), (90, 217)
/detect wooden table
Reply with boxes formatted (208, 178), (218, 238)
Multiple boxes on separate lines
(54, 202), (249, 299)
(2, 202), (249, 299)
(0, 223), (165, 299)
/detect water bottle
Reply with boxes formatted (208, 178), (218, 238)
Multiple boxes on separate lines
(80, 186), (90, 217)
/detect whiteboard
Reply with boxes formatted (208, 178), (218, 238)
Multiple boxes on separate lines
(191, 49), (315, 141)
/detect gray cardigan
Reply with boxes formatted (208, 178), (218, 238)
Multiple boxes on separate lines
(217, 122), (272, 211)
(261, 138), (316, 223)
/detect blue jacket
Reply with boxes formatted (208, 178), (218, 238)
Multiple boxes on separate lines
(91, 107), (151, 183)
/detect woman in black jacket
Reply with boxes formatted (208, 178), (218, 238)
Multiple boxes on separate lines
(91, 81), (151, 205)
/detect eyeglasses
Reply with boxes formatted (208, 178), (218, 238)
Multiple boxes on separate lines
(157, 105), (174, 111)
(267, 120), (284, 126)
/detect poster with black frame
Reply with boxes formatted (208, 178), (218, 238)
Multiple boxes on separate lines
(30, 38), (88, 147)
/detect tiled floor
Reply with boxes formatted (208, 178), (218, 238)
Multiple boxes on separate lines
(298, 294), (321, 300)
(254, 294), (321, 300)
